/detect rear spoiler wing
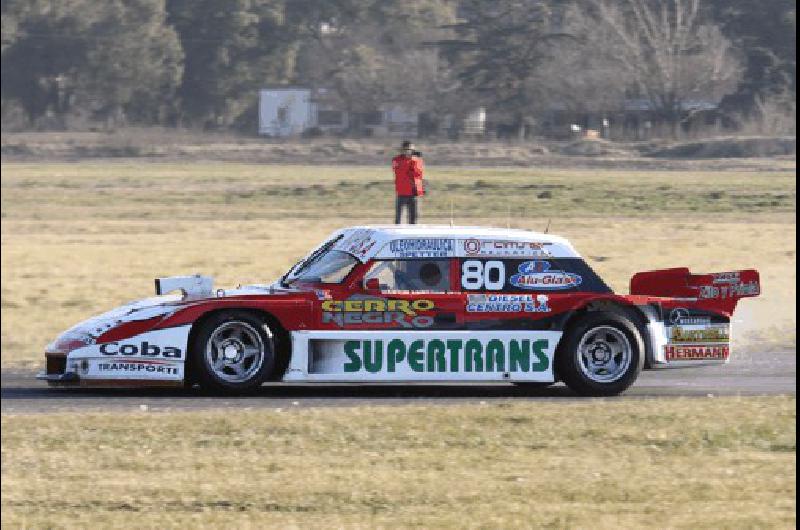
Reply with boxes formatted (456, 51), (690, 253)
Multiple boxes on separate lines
(630, 268), (760, 315)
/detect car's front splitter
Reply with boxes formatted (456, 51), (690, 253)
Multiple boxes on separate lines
(36, 371), (183, 388)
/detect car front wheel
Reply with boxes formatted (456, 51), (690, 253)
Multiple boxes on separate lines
(191, 311), (274, 393)
(556, 311), (644, 396)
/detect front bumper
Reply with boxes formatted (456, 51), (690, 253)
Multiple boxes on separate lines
(36, 370), (183, 388)
(36, 371), (80, 385)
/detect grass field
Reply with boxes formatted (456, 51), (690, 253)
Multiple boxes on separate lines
(1, 163), (796, 222)
(1, 397), (795, 528)
(1, 162), (796, 368)
(0, 161), (796, 528)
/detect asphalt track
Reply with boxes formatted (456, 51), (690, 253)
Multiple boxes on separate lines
(1, 350), (795, 413)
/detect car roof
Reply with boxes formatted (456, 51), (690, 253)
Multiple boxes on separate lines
(331, 225), (580, 261)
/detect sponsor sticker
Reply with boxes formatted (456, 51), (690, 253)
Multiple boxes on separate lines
(670, 325), (730, 343)
(668, 308), (711, 326)
(467, 294), (550, 313)
(338, 229), (377, 258)
(388, 238), (454, 258)
(509, 260), (582, 290)
(314, 289), (330, 301)
(461, 239), (551, 257)
(99, 341), (182, 359)
(340, 337), (550, 374)
(699, 281), (759, 300)
(665, 344), (729, 361)
(321, 296), (435, 328)
(712, 271), (741, 284)
(97, 359), (180, 376)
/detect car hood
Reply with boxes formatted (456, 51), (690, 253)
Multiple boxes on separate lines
(47, 282), (314, 354)
(47, 294), (186, 353)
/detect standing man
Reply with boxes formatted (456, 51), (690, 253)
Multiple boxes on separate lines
(392, 140), (425, 224)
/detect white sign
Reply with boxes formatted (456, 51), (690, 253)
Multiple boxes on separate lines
(287, 330), (561, 382)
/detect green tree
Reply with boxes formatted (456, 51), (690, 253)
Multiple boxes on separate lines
(167, 0), (292, 128)
(587, 0), (741, 137)
(713, 0), (795, 98)
(81, 0), (184, 125)
(289, 0), (457, 132)
(2, 0), (92, 124)
(1, 0), (183, 127)
(437, 1), (574, 139)
(710, 0), (795, 123)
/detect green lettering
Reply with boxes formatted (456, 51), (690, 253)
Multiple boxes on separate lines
(465, 339), (483, 372)
(531, 339), (549, 372)
(486, 340), (505, 372)
(343, 341), (362, 372)
(510, 340), (530, 372)
(427, 339), (447, 372)
(408, 340), (425, 372)
(446, 340), (462, 372)
(364, 341), (383, 373)
(387, 339), (405, 372)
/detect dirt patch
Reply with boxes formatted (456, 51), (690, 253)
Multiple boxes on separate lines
(3, 129), (795, 170)
(647, 136), (796, 159)
(559, 138), (633, 157)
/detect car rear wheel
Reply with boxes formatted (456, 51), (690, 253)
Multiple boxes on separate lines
(556, 311), (644, 396)
(191, 311), (274, 393)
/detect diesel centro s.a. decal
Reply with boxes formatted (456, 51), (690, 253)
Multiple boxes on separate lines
(39, 225), (760, 396)
(467, 294), (550, 313)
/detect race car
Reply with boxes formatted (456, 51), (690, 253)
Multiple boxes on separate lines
(38, 225), (760, 396)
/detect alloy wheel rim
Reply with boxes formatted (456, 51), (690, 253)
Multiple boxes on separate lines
(205, 321), (267, 383)
(577, 325), (632, 383)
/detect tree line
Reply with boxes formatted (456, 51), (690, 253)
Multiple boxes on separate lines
(1, 0), (795, 136)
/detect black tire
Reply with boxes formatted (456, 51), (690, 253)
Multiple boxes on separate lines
(556, 311), (644, 396)
(190, 311), (275, 394)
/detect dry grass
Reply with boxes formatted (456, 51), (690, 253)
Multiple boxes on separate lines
(1, 163), (795, 221)
(2, 396), (795, 528)
(1, 162), (796, 368)
(1, 130), (796, 168)
(0, 162), (796, 528)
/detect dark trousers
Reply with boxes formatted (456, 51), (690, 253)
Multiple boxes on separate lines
(395, 196), (420, 224)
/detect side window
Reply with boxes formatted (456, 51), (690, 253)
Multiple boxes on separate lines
(365, 260), (451, 292)
(458, 258), (611, 293)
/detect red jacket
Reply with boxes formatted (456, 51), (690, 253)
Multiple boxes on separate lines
(392, 155), (425, 197)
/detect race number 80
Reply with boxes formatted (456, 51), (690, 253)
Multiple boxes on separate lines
(461, 260), (506, 290)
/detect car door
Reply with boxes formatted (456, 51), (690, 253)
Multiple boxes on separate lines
(297, 255), (572, 382)
(456, 256), (581, 381)
(300, 258), (478, 382)
(316, 258), (463, 331)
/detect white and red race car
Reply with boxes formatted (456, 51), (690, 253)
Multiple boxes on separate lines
(39, 225), (760, 396)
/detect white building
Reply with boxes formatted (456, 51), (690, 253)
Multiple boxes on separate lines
(258, 87), (419, 138)
(258, 87), (314, 136)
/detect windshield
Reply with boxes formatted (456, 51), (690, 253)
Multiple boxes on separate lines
(285, 250), (358, 285)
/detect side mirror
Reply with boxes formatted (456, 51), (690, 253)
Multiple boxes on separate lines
(363, 277), (380, 291)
